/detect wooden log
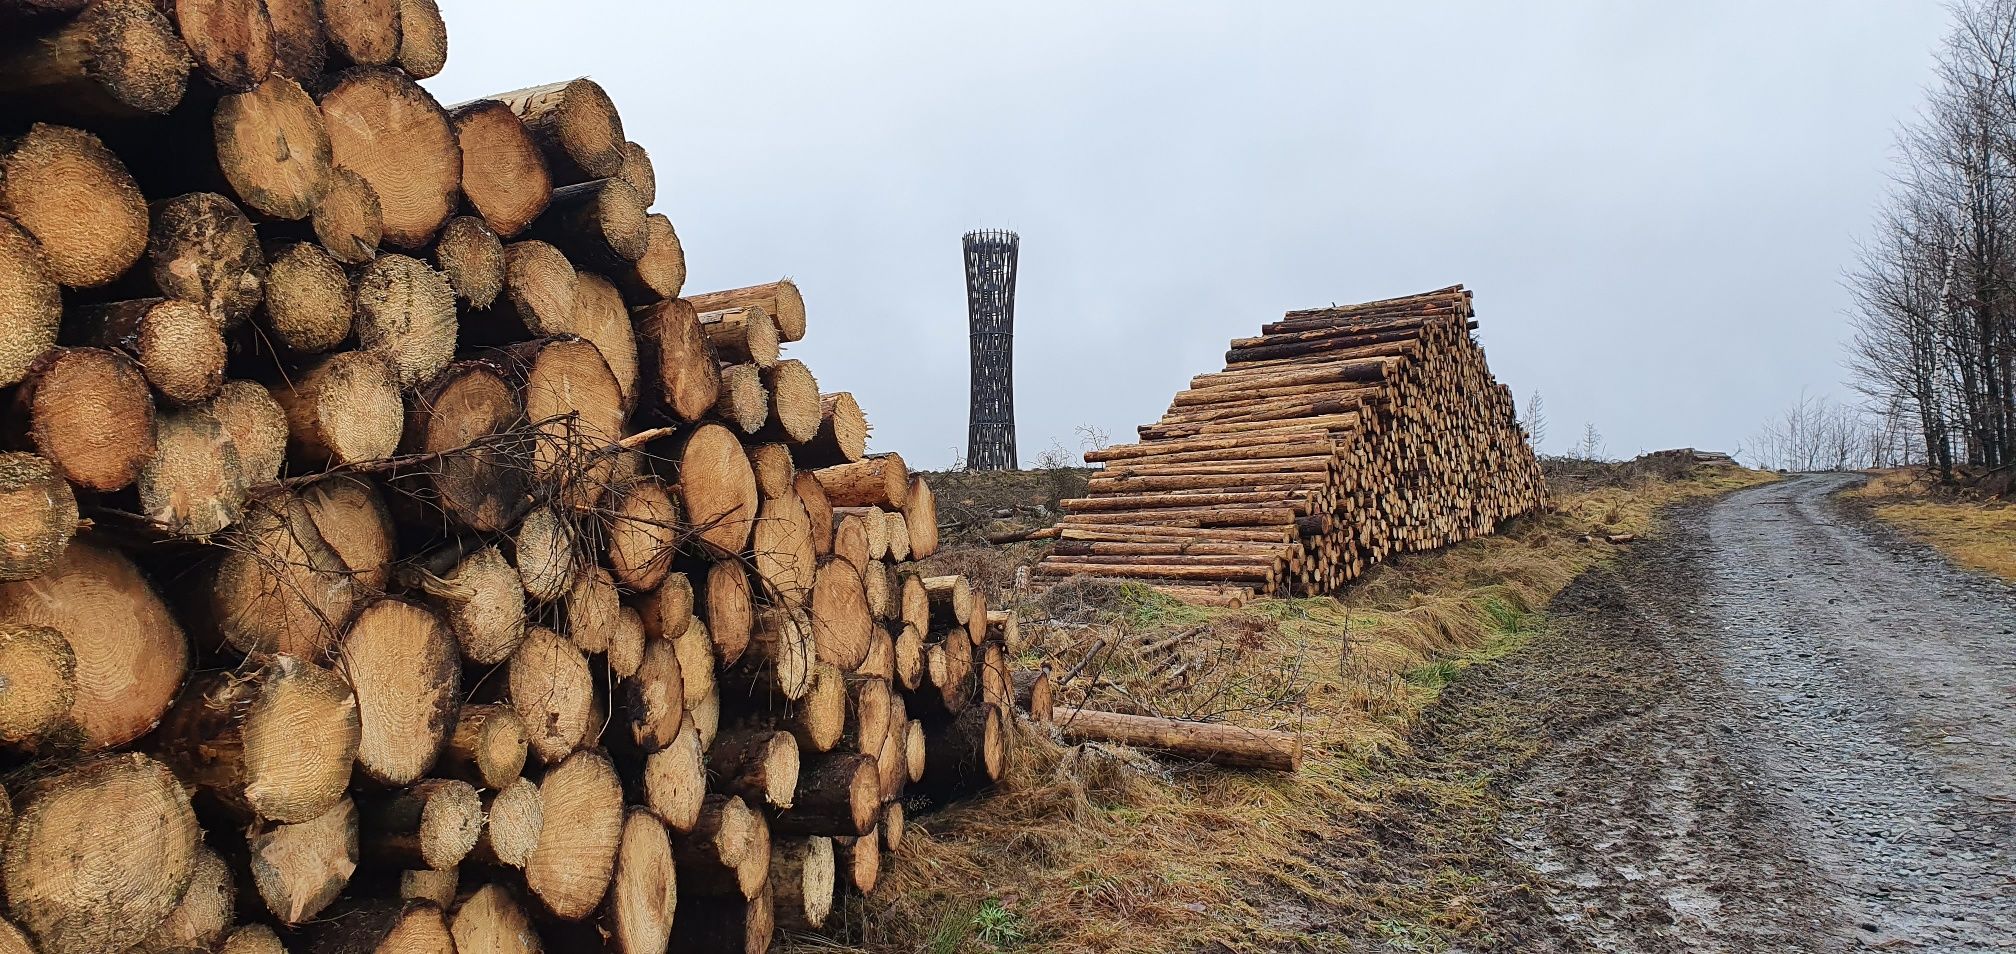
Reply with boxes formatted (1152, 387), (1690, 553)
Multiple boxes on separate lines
(708, 727), (800, 810)
(294, 899), (453, 954)
(269, 350), (404, 467)
(606, 808), (677, 954)
(772, 835), (837, 933)
(424, 544), (525, 665)
(884, 510), (911, 560)
(615, 139), (654, 205)
(529, 177), (646, 271)
(1, 754), (199, 954)
(0, 0), (190, 120)
(814, 453), (908, 509)
(0, 216), (60, 387)
(562, 563), (620, 653)
(137, 404), (246, 536)
(905, 475), (939, 559)
(128, 191), (265, 330)
(673, 794), (759, 896)
(675, 422), (758, 558)
(574, 272), (640, 409)
(745, 604), (814, 702)
(402, 359), (527, 533)
(835, 831), (880, 895)
(755, 358), (821, 444)
(623, 636), (685, 752)
(751, 483), (816, 607)
(354, 252), (456, 390)
(215, 75), (332, 220)
(668, 883), (772, 954)
(130, 846), (232, 954)
(310, 165), (380, 264)
(1055, 708), (1301, 771)
(923, 574), (972, 626)
(320, 66), (460, 249)
(701, 561), (755, 666)
(0, 454), (74, 584)
(642, 716), (706, 833)
(449, 99), (551, 238)
(508, 624), (593, 764)
(881, 801), (905, 850)
(0, 624), (73, 745)
(525, 749), (624, 921)
(790, 661), (847, 753)
(482, 78), (624, 184)
(399, 867), (456, 908)
(158, 0), (274, 91)
(448, 884), (538, 954)
(261, 240), (354, 354)
(637, 571), (694, 644)
(809, 556), (873, 671)
(605, 477), (678, 590)
(791, 391), (866, 469)
(0, 538), (187, 750)
(516, 336), (624, 498)
(921, 703), (1005, 793)
(357, 778), (482, 871)
(221, 925), (287, 954)
(155, 655), (358, 823)
(0, 124), (148, 289)
(322, 0), (399, 68)
(265, 0), (325, 80)
(433, 215), (503, 308)
(439, 702), (526, 790)
(670, 615), (720, 746)
(772, 751), (877, 836)
(714, 363), (768, 433)
(687, 279), (804, 343)
(470, 776), (541, 869)
(637, 298), (722, 423)
(393, 0), (445, 78)
(340, 599), (458, 785)
(619, 212), (685, 304)
(699, 305), (779, 368)
(245, 796), (357, 924)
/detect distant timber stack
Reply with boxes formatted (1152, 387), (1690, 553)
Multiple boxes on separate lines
(1033, 286), (1548, 604)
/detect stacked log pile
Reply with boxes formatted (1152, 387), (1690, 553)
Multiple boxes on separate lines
(0, 3), (1024, 952)
(1034, 286), (1547, 602)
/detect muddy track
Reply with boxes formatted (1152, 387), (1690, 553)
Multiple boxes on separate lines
(1291, 474), (2016, 953)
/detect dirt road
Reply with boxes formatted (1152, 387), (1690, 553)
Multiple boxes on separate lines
(1493, 472), (2016, 952)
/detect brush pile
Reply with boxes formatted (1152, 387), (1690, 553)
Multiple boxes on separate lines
(0, 2), (1020, 951)
(1034, 286), (1547, 602)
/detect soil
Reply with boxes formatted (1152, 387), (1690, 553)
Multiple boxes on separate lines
(1274, 473), (2016, 953)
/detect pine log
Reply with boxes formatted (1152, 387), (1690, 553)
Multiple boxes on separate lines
(809, 556), (873, 671)
(814, 453), (908, 509)
(482, 78), (623, 184)
(670, 615), (719, 745)
(0, 216), (59, 387)
(130, 846), (232, 954)
(687, 279), (804, 343)
(399, 867), (456, 908)
(701, 560), (755, 666)
(264, 0), (323, 79)
(340, 599), (458, 784)
(0, 0), (190, 120)
(156, 656), (358, 823)
(137, 404), (246, 535)
(133, 192), (265, 330)
(745, 604), (814, 701)
(433, 215), (503, 308)
(642, 716), (706, 833)
(358, 778), (482, 871)
(470, 776), (541, 869)
(0, 538), (186, 749)
(574, 272), (641, 409)
(215, 75), (332, 220)
(885, 510), (911, 560)
(699, 305), (780, 368)
(708, 727), (800, 809)
(294, 899), (453, 954)
(562, 563), (619, 653)
(1, 754), (199, 954)
(636, 570), (693, 643)
(749, 442), (794, 499)
(615, 138), (653, 204)
(448, 885), (538, 954)
(773, 751), (877, 836)
(923, 574), (972, 626)
(221, 925), (285, 954)
(606, 808), (677, 954)
(675, 422), (758, 557)
(605, 476), (678, 590)
(0, 124), (148, 289)
(260, 240), (353, 354)
(320, 66), (460, 248)
(354, 252), (456, 389)
(439, 702), (526, 789)
(0, 454), (74, 583)
(623, 636), (685, 752)
(772, 836), (837, 933)
(1056, 708), (1301, 770)
(905, 475), (939, 558)
(668, 878), (772, 954)
(299, 476), (392, 590)
(790, 661), (847, 753)
(449, 99), (551, 238)
(618, 211), (685, 304)
(832, 509), (871, 570)
(0, 624), (73, 745)
(637, 297), (722, 423)
(880, 801), (905, 851)
(310, 165), (381, 264)
(403, 360), (527, 533)
(791, 391), (867, 469)
(158, 0), (274, 90)
(426, 544), (525, 664)
(518, 336), (624, 498)
(322, 0), (399, 67)
(270, 350), (403, 466)
(751, 488), (816, 607)
(756, 358), (821, 444)
(529, 177), (646, 271)
(835, 831), (880, 895)
(247, 795), (357, 924)
(508, 624), (593, 764)
(1013, 666), (1053, 723)
(393, 0), (445, 77)
(610, 603), (647, 677)
(714, 361), (768, 434)
(525, 748), (623, 920)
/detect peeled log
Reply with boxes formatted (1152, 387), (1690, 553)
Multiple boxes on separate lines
(1057, 707), (1301, 771)
(484, 78), (623, 185)
(814, 453), (909, 509)
(340, 599), (459, 785)
(525, 749), (624, 921)
(637, 298), (721, 423)
(11, 347), (154, 492)
(607, 808), (678, 954)
(448, 99), (551, 239)
(214, 74), (332, 220)
(269, 350), (404, 467)
(160, 0), (275, 90)
(247, 796), (356, 924)
(0, 538), (187, 749)
(320, 66), (460, 249)
(687, 279), (805, 343)
(1, 754), (198, 954)
(772, 751), (877, 836)
(0, 625), (73, 745)
(0, 124), (148, 289)
(0, 454), (75, 583)
(0, 216), (60, 387)
(155, 655), (359, 823)
(0, 0), (190, 120)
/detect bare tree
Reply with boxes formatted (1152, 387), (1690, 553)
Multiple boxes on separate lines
(1521, 390), (1548, 451)
(1573, 423), (1607, 462)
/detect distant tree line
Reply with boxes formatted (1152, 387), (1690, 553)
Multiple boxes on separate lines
(1851, 0), (2016, 478)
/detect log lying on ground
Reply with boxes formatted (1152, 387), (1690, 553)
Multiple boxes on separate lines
(1057, 707), (1302, 771)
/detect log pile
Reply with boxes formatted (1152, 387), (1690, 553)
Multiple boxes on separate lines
(1034, 286), (1547, 602)
(0, 4), (1030, 952)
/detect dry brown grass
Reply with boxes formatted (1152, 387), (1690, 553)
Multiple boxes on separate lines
(1845, 468), (2016, 582)
(798, 463), (1778, 954)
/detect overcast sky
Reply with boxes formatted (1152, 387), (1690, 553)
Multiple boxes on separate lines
(432, 1), (1953, 466)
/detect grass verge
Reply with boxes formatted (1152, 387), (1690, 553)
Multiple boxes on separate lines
(800, 462), (1777, 954)
(1843, 468), (2016, 582)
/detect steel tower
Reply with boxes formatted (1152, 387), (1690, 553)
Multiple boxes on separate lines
(963, 229), (1019, 470)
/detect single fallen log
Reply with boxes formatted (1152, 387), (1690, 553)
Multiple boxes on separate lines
(1056, 707), (1302, 771)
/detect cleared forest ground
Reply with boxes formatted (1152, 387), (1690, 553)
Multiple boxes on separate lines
(802, 460), (1776, 953)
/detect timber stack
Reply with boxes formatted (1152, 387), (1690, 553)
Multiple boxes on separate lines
(0, 2), (1029, 952)
(1033, 286), (1547, 603)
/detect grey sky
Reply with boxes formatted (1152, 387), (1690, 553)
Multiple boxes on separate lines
(432, 1), (1952, 465)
